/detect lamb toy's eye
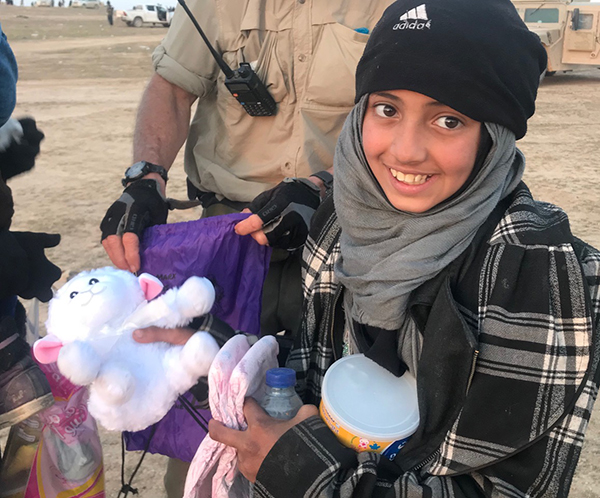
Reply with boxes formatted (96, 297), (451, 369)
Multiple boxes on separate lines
(89, 278), (99, 285)
(70, 291), (79, 299)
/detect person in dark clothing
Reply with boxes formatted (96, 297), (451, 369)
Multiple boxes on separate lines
(106, 1), (114, 26)
(0, 22), (61, 433)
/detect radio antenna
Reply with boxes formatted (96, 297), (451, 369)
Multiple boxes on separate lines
(176, 0), (235, 79)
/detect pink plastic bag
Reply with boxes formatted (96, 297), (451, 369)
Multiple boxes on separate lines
(24, 361), (105, 498)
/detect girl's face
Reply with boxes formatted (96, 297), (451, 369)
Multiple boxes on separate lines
(362, 90), (482, 213)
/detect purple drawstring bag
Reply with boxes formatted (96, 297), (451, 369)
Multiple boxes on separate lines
(123, 213), (271, 462)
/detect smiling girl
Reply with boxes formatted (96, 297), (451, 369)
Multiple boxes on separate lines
(362, 91), (483, 213)
(203, 0), (600, 495)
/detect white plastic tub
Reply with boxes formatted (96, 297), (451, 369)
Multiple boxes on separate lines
(320, 354), (419, 460)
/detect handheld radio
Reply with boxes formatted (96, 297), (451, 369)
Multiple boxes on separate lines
(176, 0), (277, 117)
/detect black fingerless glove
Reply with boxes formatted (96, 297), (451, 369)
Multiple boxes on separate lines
(0, 118), (45, 182)
(247, 177), (322, 251)
(100, 179), (168, 241)
(0, 230), (62, 302)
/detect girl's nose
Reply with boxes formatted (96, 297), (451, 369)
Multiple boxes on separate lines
(388, 122), (428, 166)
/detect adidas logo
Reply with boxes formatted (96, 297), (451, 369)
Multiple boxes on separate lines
(393, 4), (431, 30)
(400, 4), (428, 21)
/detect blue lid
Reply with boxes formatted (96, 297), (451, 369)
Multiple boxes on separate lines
(266, 368), (296, 388)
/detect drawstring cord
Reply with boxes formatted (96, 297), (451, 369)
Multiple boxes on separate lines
(118, 424), (157, 497)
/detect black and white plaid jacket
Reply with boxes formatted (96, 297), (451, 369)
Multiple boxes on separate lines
(255, 183), (600, 498)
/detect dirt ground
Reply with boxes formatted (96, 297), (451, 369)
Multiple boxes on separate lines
(1, 4), (600, 497)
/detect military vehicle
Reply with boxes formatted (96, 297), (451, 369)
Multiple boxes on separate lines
(512, 0), (600, 75)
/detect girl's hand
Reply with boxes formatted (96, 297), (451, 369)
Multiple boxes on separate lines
(209, 397), (319, 482)
(132, 326), (195, 345)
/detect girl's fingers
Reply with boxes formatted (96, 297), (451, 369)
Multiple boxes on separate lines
(132, 326), (195, 345)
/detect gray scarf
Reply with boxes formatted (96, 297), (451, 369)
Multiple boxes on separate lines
(334, 95), (525, 331)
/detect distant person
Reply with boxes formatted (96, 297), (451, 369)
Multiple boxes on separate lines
(106, 1), (114, 26)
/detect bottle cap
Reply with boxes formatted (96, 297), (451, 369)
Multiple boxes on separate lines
(266, 368), (296, 388)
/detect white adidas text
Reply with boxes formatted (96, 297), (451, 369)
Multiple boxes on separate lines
(393, 19), (432, 30)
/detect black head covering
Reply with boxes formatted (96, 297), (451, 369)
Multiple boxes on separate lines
(355, 0), (547, 139)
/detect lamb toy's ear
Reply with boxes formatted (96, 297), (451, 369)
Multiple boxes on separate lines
(138, 273), (164, 301)
(33, 334), (63, 364)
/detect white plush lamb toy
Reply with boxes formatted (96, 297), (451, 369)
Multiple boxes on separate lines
(33, 267), (220, 432)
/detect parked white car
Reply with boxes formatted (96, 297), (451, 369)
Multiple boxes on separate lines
(121, 4), (173, 27)
(71, 0), (101, 8)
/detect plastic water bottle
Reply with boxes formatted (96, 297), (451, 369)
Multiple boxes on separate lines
(260, 368), (303, 420)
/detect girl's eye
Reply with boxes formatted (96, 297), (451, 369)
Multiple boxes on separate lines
(70, 291), (78, 299)
(89, 278), (99, 285)
(436, 116), (462, 130)
(374, 104), (397, 118)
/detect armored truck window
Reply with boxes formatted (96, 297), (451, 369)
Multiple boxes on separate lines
(576, 13), (594, 30)
(146, 4), (155, 10)
(524, 8), (559, 23)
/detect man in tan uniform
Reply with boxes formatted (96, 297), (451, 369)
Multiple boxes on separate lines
(100, 0), (391, 495)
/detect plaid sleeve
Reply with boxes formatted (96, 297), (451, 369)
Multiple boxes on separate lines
(255, 417), (489, 498)
(189, 313), (240, 347)
(255, 415), (599, 498)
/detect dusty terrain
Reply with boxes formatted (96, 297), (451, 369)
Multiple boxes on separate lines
(1, 4), (600, 497)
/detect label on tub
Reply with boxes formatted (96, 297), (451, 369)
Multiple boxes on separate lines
(381, 436), (411, 461)
(320, 401), (412, 460)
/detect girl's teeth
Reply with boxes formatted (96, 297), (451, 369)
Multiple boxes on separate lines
(390, 169), (429, 185)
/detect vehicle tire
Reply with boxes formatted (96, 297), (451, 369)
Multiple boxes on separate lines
(545, 71), (556, 77)
(132, 16), (143, 28)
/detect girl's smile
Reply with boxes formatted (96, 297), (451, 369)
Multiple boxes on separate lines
(362, 90), (482, 213)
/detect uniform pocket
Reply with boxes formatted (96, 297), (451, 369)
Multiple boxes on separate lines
(304, 22), (369, 108)
(253, 30), (289, 104)
(218, 30), (289, 108)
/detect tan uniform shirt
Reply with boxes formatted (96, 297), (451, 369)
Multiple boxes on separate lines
(153, 0), (392, 202)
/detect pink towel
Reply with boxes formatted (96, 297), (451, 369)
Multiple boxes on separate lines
(183, 335), (279, 498)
